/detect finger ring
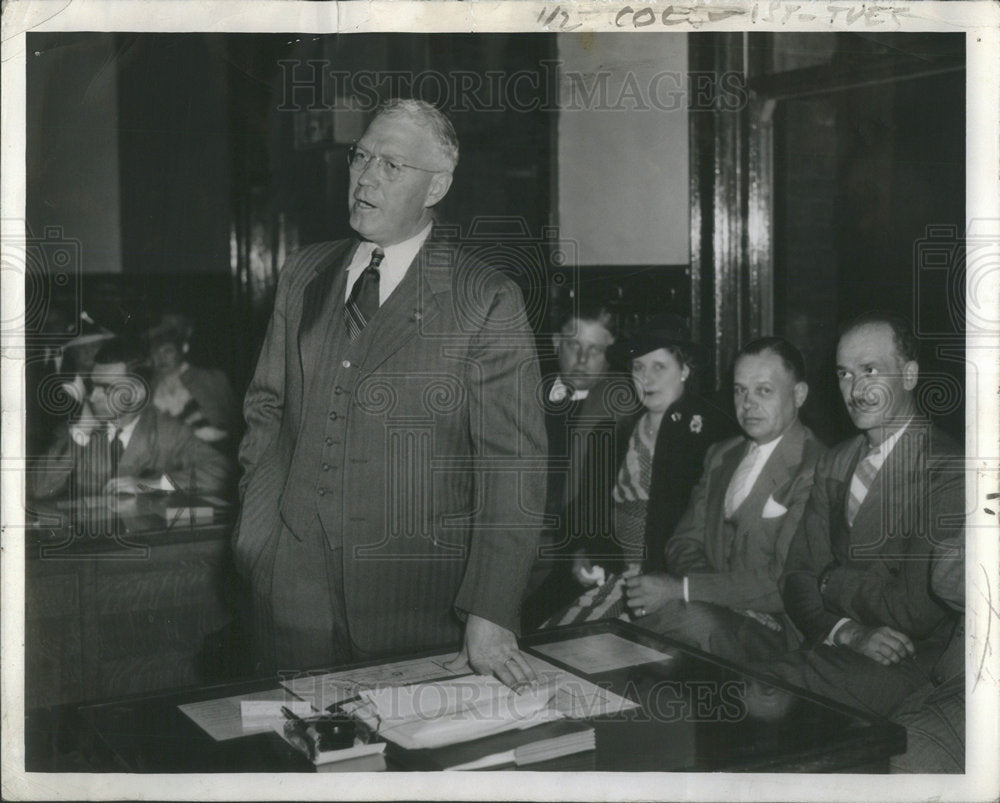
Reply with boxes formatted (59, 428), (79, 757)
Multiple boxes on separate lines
(504, 656), (516, 665)
(638, 608), (646, 617)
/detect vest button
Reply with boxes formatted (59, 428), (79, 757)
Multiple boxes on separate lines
(317, 488), (326, 496)
(322, 463), (330, 471)
(329, 412), (338, 420)
(342, 360), (351, 369)
(334, 386), (343, 395)
(325, 437), (333, 446)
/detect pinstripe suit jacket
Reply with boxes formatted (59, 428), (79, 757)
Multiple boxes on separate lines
(235, 233), (546, 655)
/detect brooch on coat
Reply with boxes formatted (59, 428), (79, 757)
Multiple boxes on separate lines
(670, 411), (682, 423)
(689, 415), (703, 433)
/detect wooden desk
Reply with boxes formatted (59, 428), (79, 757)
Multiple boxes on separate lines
(25, 496), (237, 708)
(26, 621), (905, 773)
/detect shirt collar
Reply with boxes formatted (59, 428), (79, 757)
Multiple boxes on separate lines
(749, 433), (783, 464)
(867, 417), (913, 465)
(109, 414), (142, 449)
(347, 223), (433, 304)
(549, 376), (590, 403)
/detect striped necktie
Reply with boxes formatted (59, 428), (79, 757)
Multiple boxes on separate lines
(345, 248), (384, 340)
(724, 441), (760, 520)
(846, 444), (881, 526)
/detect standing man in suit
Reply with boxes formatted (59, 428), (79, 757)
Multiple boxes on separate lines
(772, 312), (964, 717)
(236, 100), (546, 687)
(625, 337), (825, 664)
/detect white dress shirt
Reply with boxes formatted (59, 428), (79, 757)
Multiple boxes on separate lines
(343, 223), (433, 306)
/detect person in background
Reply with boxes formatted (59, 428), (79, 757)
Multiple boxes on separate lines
(26, 300), (76, 455)
(30, 338), (234, 500)
(521, 298), (633, 630)
(147, 321), (239, 448)
(56, 311), (116, 412)
(542, 314), (731, 630)
(770, 311), (964, 718)
(624, 337), (824, 664)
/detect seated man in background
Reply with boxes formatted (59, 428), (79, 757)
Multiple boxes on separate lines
(30, 338), (234, 500)
(624, 337), (825, 665)
(521, 299), (632, 630)
(771, 311), (964, 719)
(148, 320), (239, 448)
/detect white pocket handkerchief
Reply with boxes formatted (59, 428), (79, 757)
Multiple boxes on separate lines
(761, 496), (788, 519)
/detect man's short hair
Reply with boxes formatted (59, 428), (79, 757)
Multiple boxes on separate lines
(94, 338), (154, 383)
(376, 99), (459, 171)
(558, 298), (618, 340)
(840, 310), (919, 363)
(736, 336), (807, 383)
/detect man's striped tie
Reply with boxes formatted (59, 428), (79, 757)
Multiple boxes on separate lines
(846, 445), (881, 526)
(345, 248), (384, 340)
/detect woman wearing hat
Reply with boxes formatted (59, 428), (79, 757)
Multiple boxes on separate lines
(573, 314), (731, 583)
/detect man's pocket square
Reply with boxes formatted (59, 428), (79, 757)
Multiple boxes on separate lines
(762, 497), (788, 518)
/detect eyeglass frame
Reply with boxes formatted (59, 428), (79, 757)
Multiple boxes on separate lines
(558, 336), (610, 363)
(346, 144), (446, 182)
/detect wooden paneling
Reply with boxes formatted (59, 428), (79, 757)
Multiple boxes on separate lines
(26, 532), (232, 708)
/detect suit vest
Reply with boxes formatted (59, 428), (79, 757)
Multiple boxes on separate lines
(278, 256), (373, 548)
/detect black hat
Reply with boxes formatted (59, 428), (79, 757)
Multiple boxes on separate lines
(608, 313), (705, 366)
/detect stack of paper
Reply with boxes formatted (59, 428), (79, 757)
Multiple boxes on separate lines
(348, 674), (562, 750)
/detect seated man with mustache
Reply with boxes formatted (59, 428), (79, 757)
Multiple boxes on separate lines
(768, 312), (964, 732)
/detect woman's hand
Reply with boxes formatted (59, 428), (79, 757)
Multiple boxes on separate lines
(624, 571), (683, 618)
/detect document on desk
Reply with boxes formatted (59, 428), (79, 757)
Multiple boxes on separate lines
(179, 689), (311, 741)
(531, 633), (676, 675)
(343, 654), (637, 751)
(280, 654), (464, 712)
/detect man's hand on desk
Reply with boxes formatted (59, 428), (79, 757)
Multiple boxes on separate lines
(444, 614), (538, 693)
(834, 620), (915, 666)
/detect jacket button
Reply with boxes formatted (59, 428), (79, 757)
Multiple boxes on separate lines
(334, 386), (343, 395)
(322, 463), (330, 471)
(329, 412), (338, 420)
(342, 360), (351, 368)
(325, 437), (333, 445)
(317, 488), (326, 496)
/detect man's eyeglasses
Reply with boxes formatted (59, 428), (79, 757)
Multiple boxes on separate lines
(347, 145), (441, 183)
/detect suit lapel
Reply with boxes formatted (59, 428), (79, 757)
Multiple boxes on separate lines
(736, 422), (806, 529)
(298, 239), (357, 356)
(119, 408), (156, 477)
(706, 439), (746, 565)
(356, 240), (448, 375)
(850, 423), (923, 557)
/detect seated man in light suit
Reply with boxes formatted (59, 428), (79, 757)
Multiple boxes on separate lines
(624, 337), (825, 665)
(30, 338), (234, 500)
(770, 311), (964, 719)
